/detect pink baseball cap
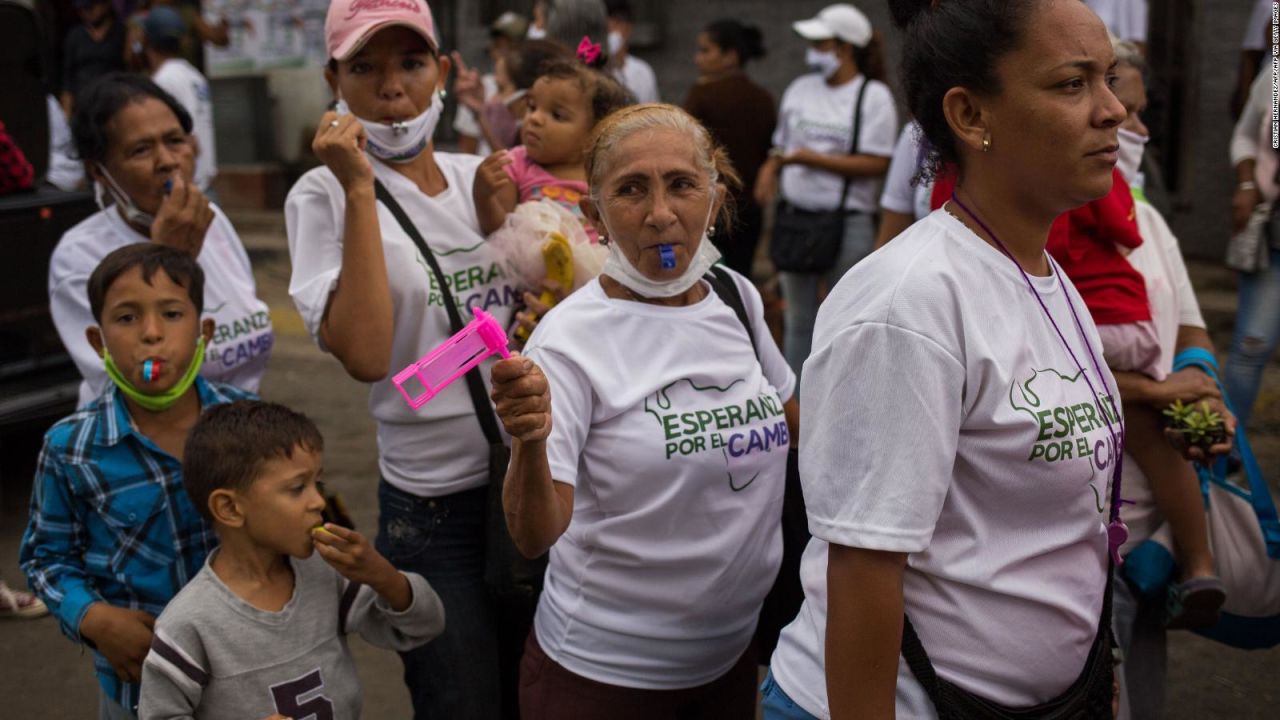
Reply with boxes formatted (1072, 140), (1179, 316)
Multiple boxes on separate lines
(326, 0), (438, 61)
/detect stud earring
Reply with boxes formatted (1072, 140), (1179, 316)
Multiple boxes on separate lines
(708, 225), (716, 237)
(982, 135), (991, 153)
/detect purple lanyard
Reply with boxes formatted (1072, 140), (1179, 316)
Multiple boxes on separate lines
(950, 193), (1129, 565)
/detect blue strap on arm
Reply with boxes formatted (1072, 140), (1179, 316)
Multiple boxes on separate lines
(1173, 346), (1219, 373)
(1173, 351), (1280, 559)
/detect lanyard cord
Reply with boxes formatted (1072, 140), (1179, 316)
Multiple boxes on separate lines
(949, 192), (1129, 560)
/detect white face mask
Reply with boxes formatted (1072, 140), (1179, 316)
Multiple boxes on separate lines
(95, 165), (156, 229)
(336, 91), (443, 164)
(607, 30), (625, 56)
(805, 47), (842, 78)
(597, 192), (722, 298)
(1116, 127), (1148, 187)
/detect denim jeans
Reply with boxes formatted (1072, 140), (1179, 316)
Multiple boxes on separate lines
(760, 671), (820, 720)
(375, 480), (504, 719)
(1224, 247), (1280, 428)
(98, 689), (136, 720)
(778, 213), (877, 379)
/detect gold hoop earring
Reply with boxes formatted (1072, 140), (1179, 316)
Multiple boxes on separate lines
(982, 135), (991, 153)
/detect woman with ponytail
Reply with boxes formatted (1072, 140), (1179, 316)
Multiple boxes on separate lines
(754, 3), (897, 378)
(684, 19), (775, 276)
(764, 1), (1129, 717)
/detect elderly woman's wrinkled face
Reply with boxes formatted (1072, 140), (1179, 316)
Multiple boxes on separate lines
(1111, 64), (1149, 137)
(590, 128), (720, 280)
(98, 97), (195, 216)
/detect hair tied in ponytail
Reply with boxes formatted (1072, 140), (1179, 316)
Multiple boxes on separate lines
(576, 36), (604, 67)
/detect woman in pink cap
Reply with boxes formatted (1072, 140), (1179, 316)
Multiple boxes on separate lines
(284, 1), (526, 717)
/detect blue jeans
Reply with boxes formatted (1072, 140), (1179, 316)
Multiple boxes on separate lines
(778, 213), (877, 380)
(375, 481), (505, 719)
(1224, 247), (1280, 428)
(760, 671), (820, 720)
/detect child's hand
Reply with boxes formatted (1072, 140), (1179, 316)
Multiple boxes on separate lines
(512, 281), (567, 341)
(79, 603), (156, 682)
(477, 150), (515, 199)
(490, 352), (552, 443)
(312, 524), (411, 611)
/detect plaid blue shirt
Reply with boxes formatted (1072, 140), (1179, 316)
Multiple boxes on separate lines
(20, 378), (255, 712)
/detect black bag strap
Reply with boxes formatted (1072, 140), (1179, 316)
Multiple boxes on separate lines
(901, 568), (1115, 719)
(780, 76), (870, 213)
(374, 179), (504, 447)
(703, 265), (759, 361)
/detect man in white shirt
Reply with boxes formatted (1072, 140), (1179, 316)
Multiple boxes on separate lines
(604, 0), (659, 104)
(144, 7), (217, 192)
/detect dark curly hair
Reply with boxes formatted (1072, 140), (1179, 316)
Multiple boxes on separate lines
(889, 0), (1040, 179)
(70, 72), (193, 166)
(537, 56), (634, 124)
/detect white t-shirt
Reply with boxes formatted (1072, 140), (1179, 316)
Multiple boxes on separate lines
(1118, 200), (1207, 550)
(879, 121), (932, 221)
(1084, 0), (1148, 42)
(46, 95), (84, 191)
(770, 210), (1117, 717)
(524, 269), (795, 690)
(49, 205), (273, 406)
(286, 153), (519, 497)
(152, 58), (217, 191)
(615, 55), (660, 104)
(452, 73), (500, 155)
(773, 73), (897, 212)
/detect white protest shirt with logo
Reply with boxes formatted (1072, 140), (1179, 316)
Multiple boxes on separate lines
(287, 153), (518, 497)
(524, 268), (795, 689)
(772, 73), (897, 212)
(770, 209), (1117, 717)
(49, 205), (273, 407)
(151, 58), (218, 191)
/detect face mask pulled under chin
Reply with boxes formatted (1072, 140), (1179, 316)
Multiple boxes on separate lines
(597, 197), (722, 298)
(95, 166), (156, 229)
(1115, 127), (1148, 187)
(805, 48), (842, 78)
(336, 91), (443, 164)
(607, 31), (625, 56)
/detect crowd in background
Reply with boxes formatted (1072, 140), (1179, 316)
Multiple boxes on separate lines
(2, 1), (1278, 719)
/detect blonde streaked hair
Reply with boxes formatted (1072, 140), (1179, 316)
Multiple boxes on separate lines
(584, 103), (741, 230)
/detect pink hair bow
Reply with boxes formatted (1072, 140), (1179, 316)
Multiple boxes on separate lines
(576, 36), (602, 65)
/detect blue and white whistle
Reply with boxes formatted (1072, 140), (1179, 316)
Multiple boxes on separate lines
(658, 244), (677, 270)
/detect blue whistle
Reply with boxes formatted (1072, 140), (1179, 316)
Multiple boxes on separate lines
(142, 359), (161, 382)
(659, 244), (676, 269)
(163, 178), (173, 194)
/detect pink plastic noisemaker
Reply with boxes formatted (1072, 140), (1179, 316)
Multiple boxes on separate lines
(393, 308), (511, 409)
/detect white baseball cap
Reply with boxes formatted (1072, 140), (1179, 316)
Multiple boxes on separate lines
(793, 4), (872, 48)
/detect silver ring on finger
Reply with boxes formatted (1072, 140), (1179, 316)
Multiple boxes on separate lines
(330, 119), (341, 128)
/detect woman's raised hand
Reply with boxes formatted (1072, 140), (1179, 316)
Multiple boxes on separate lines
(490, 353), (552, 443)
(313, 111), (374, 192)
(150, 172), (214, 256)
(451, 51), (486, 113)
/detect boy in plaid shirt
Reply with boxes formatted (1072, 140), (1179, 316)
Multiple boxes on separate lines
(21, 244), (254, 718)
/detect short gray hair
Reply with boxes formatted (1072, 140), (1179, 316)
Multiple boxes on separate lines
(545, 0), (608, 50)
(1111, 34), (1146, 74)
(584, 103), (741, 229)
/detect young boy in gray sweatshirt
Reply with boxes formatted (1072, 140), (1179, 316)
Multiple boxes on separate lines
(137, 401), (444, 720)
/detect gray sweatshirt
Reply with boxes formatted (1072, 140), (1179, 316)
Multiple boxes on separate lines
(137, 552), (444, 720)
